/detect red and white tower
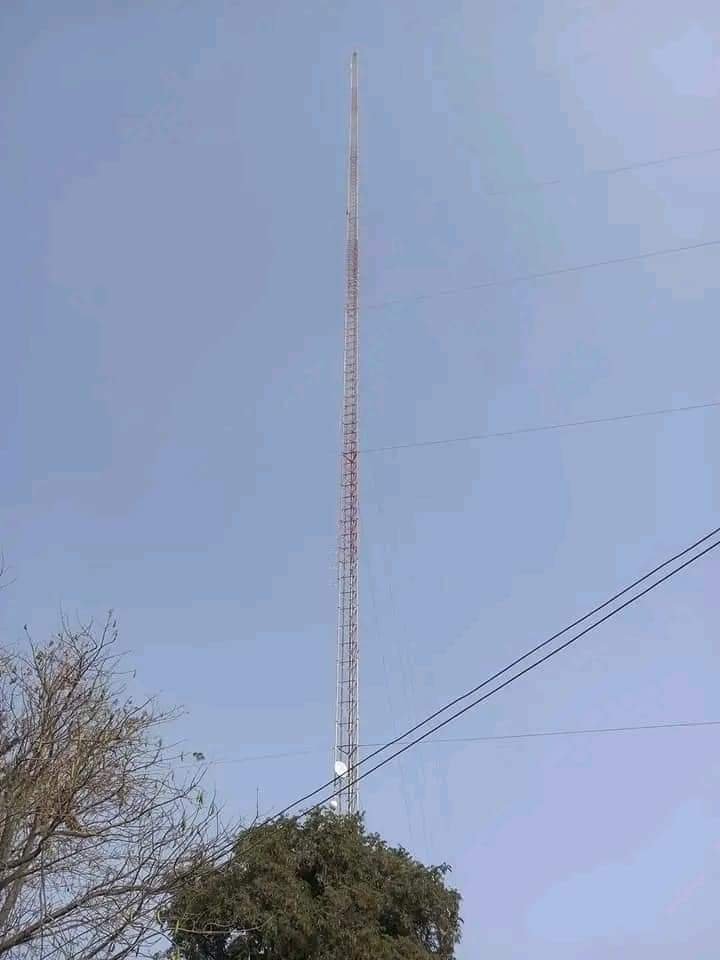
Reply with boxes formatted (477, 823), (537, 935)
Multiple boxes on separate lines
(334, 52), (360, 815)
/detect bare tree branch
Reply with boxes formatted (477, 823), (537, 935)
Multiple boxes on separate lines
(0, 616), (226, 959)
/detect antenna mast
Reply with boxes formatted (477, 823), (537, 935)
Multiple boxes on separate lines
(334, 52), (360, 815)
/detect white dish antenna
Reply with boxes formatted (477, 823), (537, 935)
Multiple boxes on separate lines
(334, 760), (348, 778)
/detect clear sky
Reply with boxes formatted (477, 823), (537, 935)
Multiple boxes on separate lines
(1, 1), (719, 956)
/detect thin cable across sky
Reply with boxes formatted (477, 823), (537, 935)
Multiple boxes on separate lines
(197, 719), (720, 767)
(188, 525), (720, 878)
(362, 399), (720, 454)
(485, 143), (720, 197)
(244, 524), (720, 823)
(366, 238), (720, 311)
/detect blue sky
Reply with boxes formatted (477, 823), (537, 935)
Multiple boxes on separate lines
(1, 1), (719, 956)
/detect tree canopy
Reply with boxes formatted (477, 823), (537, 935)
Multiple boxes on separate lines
(167, 810), (462, 959)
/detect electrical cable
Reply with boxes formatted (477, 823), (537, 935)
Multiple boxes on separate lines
(263, 523), (720, 820)
(366, 238), (720, 311)
(305, 534), (720, 813)
(364, 718), (720, 747)
(362, 399), (720, 454)
(186, 526), (720, 878)
(485, 144), (720, 197)
(200, 719), (720, 767)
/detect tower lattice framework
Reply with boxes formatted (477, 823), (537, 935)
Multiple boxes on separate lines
(334, 52), (360, 815)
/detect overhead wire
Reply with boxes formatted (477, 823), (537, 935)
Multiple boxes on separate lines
(232, 524), (720, 823)
(184, 525), (720, 879)
(366, 238), (720, 311)
(485, 143), (720, 197)
(402, 719), (720, 746)
(362, 399), (720, 454)
(303, 532), (720, 814)
(198, 718), (720, 767)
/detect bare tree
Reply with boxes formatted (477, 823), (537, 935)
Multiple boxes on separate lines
(0, 617), (222, 959)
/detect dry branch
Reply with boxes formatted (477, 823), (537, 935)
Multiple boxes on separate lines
(0, 617), (224, 959)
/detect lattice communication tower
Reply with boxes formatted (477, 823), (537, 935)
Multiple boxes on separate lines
(334, 52), (360, 815)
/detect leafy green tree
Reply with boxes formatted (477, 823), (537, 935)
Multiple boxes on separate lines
(166, 810), (462, 959)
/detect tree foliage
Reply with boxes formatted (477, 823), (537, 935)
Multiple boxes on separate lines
(167, 809), (462, 959)
(0, 617), (221, 959)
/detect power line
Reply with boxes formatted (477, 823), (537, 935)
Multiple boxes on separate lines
(307, 534), (720, 812)
(362, 399), (720, 454)
(201, 748), (319, 766)
(265, 524), (720, 820)
(365, 719), (720, 747)
(367, 238), (720, 311)
(199, 719), (720, 766)
(189, 525), (720, 875)
(485, 144), (720, 197)
(352, 526), (720, 774)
